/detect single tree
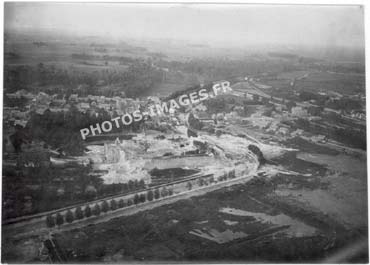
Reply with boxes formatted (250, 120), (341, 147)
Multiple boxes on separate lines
(186, 182), (192, 190)
(110, 200), (117, 211)
(139, 179), (145, 188)
(161, 187), (168, 197)
(101, 200), (109, 213)
(85, 205), (92, 217)
(139, 193), (146, 203)
(93, 203), (101, 216)
(128, 180), (134, 191)
(46, 215), (55, 228)
(56, 213), (64, 226)
(75, 206), (84, 220)
(198, 178), (204, 187)
(65, 210), (74, 223)
(134, 194), (140, 204)
(127, 199), (133, 206)
(154, 189), (160, 199)
(134, 180), (139, 189)
(118, 199), (125, 208)
(147, 190), (154, 201)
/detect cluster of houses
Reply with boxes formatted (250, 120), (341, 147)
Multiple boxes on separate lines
(5, 89), (165, 128)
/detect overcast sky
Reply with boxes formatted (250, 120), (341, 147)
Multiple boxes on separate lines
(5, 3), (364, 48)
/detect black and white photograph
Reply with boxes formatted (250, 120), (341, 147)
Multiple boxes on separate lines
(2, 2), (368, 263)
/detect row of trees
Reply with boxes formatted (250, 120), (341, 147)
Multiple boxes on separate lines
(46, 186), (174, 227)
(217, 170), (236, 181)
(46, 171), (237, 227)
(185, 171), (236, 191)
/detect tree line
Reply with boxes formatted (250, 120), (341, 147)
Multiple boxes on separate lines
(5, 61), (163, 98)
(46, 170), (237, 228)
(46, 186), (174, 227)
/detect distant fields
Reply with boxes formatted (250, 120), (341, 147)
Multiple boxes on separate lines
(264, 70), (365, 96)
